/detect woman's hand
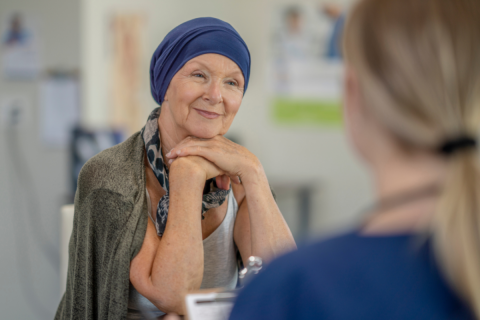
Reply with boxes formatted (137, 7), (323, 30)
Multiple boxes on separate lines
(169, 154), (223, 180)
(168, 136), (296, 264)
(166, 136), (261, 186)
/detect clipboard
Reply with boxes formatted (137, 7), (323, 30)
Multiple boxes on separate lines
(184, 256), (262, 320)
(185, 290), (237, 320)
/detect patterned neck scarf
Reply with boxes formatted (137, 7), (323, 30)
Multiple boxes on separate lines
(141, 107), (230, 236)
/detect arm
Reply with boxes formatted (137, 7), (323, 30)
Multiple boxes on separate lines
(166, 136), (297, 264)
(232, 164), (296, 263)
(130, 156), (221, 315)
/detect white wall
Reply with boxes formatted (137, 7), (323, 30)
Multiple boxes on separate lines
(0, 0), (80, 318)
(82, 0), (373, 238)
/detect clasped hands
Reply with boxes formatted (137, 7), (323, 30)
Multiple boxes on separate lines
(165, 135), (260, 190)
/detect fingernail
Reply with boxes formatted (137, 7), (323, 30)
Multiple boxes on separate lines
(176, 150), (181, 155)
(169, 159), (173, 164)
(166, 152), (171, 157)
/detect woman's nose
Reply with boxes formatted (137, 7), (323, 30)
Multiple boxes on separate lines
(203, 81), (223, 105)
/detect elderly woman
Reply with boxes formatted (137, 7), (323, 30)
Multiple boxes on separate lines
(55, 17), (296, 320)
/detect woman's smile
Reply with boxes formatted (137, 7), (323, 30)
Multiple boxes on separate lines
(193, 108), (221, 119)
(160, 54), (244, 138)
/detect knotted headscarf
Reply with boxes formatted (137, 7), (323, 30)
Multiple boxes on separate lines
(143, 17), (251, 236)
(150, 17), (251, 105)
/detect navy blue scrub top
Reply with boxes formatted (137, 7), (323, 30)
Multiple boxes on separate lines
(230, 231), (473, 320)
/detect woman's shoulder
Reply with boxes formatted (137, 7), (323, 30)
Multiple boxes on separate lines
(77, 132), (145, 198)
(231, 232), (405, 319)
(259, 231), (367, 282)
(234, 232), (366, 292)
(229, 235), (360, 320)
(262, 230), (419, 285)
(231, 231), (469, 320)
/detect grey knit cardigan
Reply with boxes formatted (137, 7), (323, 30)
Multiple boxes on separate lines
(55, 132), (148, 320)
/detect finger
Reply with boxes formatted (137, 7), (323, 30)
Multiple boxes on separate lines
(169, 135), (236, 156)
(165, 137), (203, 158)
(166, 135), (241, 161)
(215, 175), (230, 190)
(222, 175), (231, 190)
(231, 175), (241, 184)
(166, 143), (204, 159)
(165, 148), (180, 159)
(169, 145), (220, 165)
(216, 175), (223, 190)
(166, 138), (227, 159)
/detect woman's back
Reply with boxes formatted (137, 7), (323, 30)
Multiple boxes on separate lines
(231, 232), (474, 319)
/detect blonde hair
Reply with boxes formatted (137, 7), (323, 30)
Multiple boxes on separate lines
(344, 0), (480, 317)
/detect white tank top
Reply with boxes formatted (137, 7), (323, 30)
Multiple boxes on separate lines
(126, 189), (239, 319)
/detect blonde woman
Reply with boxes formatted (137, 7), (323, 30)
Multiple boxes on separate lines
(227, 0), (480, 319)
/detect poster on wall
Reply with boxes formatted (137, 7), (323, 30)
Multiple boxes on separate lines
(40, 76), (79, 148)
(1, 12), (41, 80)
(108, 13), (149, 136)
(269, 3), (347, 126)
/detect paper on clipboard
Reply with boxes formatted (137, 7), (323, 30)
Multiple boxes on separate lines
(185, 291), (236, 320)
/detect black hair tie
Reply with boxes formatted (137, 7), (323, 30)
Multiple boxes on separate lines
(438, 136), (477, 156)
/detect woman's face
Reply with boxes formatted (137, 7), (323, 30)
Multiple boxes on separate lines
(162, 53), (245, 139)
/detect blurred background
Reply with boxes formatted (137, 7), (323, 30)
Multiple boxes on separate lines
(0, 0), (371, 318)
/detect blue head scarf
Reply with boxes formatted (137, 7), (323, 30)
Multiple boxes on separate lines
(150, 17), (251, 105)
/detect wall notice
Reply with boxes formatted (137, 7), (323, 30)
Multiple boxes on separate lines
(1, 12), (41, 80)
(269, 3), (348, 127)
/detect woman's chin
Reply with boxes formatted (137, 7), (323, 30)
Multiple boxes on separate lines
(187, 126), (223, 139)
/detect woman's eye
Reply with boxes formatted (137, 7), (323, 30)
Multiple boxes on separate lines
(193, 73), (205, 78)
(227, 81), (237, 86)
